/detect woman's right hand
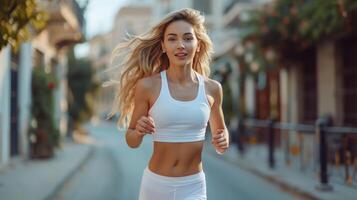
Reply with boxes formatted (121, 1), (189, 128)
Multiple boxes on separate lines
(135, 116), (156, 136)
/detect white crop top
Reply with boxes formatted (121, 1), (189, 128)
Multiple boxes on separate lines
(148, 70), (211, 142)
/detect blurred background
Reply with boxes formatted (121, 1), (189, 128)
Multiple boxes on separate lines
(1, 0), (357, 200)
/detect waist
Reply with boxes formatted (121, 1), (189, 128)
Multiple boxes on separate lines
(143, 166), (205, 186)
(148, 141), (203, 176)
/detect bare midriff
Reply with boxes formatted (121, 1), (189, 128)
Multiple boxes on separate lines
(148, 140), (204, 177)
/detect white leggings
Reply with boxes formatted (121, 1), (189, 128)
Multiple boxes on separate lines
(138, 167), (207, 200)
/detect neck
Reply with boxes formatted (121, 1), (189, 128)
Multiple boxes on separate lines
(166, 64), (196, 85)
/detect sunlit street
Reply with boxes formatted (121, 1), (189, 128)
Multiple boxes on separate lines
(1, 0), (357, 200)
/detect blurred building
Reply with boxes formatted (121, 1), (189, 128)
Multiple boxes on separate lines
(210, 0), (268, 130)
(89, 3), (154, 117)
(0, 0), (84, 167)
(152, 0), (226, 30)
(0, 46), (11, 167)
(219, 0), (357, 169)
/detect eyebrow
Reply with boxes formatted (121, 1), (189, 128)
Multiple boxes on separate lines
(166, 33), (194, 37)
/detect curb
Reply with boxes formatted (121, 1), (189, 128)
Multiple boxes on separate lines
(205, 145), (321, 200)
(44, 144), (95, 200)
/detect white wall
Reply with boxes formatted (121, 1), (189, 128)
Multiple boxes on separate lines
(279, 68), (289, 122)
(245, 75), (255, 118)
(317, 41), (343, 124)
(0, 46), (11, 166)
(18, 42), (33, 159)
(57, 55), (69, 138)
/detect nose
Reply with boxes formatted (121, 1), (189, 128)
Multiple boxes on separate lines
(177, 40), (185, 49)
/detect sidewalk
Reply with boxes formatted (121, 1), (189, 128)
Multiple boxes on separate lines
(0, 139), (94, 200)
(206, 143), (357, 200)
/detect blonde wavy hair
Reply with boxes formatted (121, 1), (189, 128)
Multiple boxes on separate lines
(106, 8), (213, 129)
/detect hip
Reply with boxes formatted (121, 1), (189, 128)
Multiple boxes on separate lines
(139, 166), (207, 200)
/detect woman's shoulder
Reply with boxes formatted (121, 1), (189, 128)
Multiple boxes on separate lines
(136, 72), (161, 93)
(203, 76), (222, 96)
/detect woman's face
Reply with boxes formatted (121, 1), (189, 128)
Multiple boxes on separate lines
(162, 20), (200, 67)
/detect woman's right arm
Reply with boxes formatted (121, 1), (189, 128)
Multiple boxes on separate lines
(125, 78), (156, 148)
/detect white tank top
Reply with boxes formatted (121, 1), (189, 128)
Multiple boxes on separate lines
(148, 70), (211, 142)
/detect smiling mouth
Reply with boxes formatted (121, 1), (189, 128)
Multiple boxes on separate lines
(174, 53), (188, 58)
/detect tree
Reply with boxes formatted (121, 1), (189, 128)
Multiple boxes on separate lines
(241, 0), (357, 64)
(67, 48), (100, 134)
(0, 0), (48, 52)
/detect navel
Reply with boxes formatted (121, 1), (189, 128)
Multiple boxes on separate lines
(173, 159), (179, 167)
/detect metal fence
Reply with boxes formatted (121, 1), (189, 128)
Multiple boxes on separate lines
(234, 117), (357, 190)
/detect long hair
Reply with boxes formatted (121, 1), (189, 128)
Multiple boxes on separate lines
(105, 8), (213, 128)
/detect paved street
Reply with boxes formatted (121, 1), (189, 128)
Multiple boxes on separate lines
(53, 121), (297, 200)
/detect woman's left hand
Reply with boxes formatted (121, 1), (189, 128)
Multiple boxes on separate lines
(211, 129), (229, 154)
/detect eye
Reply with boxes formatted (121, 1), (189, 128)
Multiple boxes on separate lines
(184, 37), (193, 41)
(168, 38), (176, 41)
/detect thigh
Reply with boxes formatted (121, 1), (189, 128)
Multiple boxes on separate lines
(176, 180), (207, 200)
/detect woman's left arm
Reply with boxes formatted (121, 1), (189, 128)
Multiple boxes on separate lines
(208, 79), (229, 154)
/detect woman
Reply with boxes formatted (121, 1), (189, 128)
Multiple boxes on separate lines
(108, 8), (229, 200)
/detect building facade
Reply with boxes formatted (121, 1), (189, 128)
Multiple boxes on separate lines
(0, 0), (84, 167)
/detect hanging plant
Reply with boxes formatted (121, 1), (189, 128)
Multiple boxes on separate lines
(237, 40), (277, 78)
(241, 0), (357, 63)
(29, 66), (59, 158)
(298, 0), (357, 43)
